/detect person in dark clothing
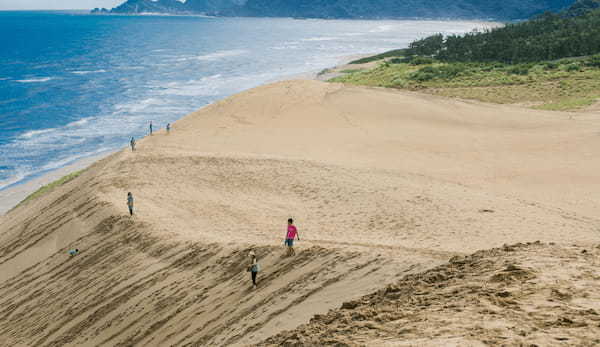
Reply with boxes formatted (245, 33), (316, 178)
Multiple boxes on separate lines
(127, 192), (134, 216)
(247, 250), (260, 289)
(166, 123), (171, 134)
(130, 137), (136, 151)
(149, 121), (153, 135)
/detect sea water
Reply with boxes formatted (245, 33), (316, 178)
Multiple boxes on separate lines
(0, 11), (492, 190)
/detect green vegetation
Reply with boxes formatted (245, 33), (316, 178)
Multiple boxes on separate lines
(349, 49), (407, 64)
(332, 55), (600, 110)
(332, 1), (600, 111)
(13, 170), (85, 210)
(317, 68), (333, 76)
(339, 69), (366, 74)
(408, 1), (600, 63)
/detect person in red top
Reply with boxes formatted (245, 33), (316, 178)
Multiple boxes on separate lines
(285, 218), (300, 256)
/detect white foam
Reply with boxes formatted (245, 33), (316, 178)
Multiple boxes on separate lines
(115, 98), (167, 113)
(0, 146), (113, 191)
(301, 37), (338, 42)
(15, 77), (54, 83)
(19, 128), (56, 139)
(0, 170), (30, 191)
(369, 24), (395, 33)
(39, 147), (111, 172)
(71, 70), (107, 75)
(119, 66), (145, 71)
(156, 74), (227, 96)
(66, 118), (91, 127)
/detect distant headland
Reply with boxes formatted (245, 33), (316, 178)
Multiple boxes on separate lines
(94, 0), (577, 20)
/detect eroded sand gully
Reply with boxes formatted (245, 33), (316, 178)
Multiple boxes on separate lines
(1, 80), (599, 346)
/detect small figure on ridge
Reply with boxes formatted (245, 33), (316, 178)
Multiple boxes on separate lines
(285, 218), (300, 256)
(130, 137), (136, 151)
(127, 192), (134, 216)
(248, 250), (260, 289)
(149, 121), (153, 135)
(166, 123), (171, 134)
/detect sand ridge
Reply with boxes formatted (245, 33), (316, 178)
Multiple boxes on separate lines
(1, 80), (600, 345)
(260, 242), (600, 346)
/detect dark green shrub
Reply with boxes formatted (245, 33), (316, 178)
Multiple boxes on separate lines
(389, 58), (406, 64)
(409, 64), (467, 81)
(410, 66), (436, 81)
(349, 49), (408, 64)
(409, 56), (436, 65)
(411, 72), (435, 81)
(566, 63), (581, 72)
(585, 54), (600, 67)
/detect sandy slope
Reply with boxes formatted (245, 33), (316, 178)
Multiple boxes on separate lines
(1, 80), (600, 346)
(260, 242), (600, 346)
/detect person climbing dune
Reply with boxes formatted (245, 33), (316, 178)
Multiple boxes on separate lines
(127, 192), (134, 216)
(247, 250), (260, 289)
(285, 218), (299, 256)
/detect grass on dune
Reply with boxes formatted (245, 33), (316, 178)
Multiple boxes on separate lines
(332, 55), (600, 111)
(13, 170), (85, 210)
(348, 49), (408, 64)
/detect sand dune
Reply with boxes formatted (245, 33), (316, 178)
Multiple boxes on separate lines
(1, 80), (599, 345)
(260, 242), (600, 346)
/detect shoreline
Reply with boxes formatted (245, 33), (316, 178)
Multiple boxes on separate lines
(0, 52), (371, 216)
(0, 152), (113, 215)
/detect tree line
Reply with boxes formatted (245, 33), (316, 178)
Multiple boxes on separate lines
(407, 0), (600, 63)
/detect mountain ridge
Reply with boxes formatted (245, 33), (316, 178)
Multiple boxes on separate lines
(94, 0), (576, 20)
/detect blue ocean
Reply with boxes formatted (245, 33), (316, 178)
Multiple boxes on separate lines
(0, 11), (489, 190)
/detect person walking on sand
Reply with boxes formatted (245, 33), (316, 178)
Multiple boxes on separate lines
(130, 137), (136, 151)
(149, 121), (153, 136)
(247, 250), (260, 289)
(127, 192), (134, 216)
(166, 123), (171, 134)
(285, 218), (300, 256)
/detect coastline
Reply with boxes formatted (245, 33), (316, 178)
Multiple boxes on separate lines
(0, 53), (370, 216)
(0, 152), (113, 215)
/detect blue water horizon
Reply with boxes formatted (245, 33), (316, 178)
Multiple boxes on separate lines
(0, 11), (492, 191)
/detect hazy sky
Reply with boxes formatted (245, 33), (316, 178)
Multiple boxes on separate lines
(0, 0), (123, 10)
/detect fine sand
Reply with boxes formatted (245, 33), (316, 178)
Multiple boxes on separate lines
(1, 80), (599, 346)
(261, 242), (600, 346)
